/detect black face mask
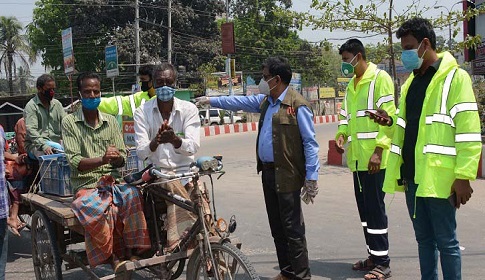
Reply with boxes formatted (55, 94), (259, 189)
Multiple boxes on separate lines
(141, 81), (151, 92)
(43, 89), (55, 100)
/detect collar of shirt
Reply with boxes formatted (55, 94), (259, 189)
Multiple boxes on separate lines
(413, 58), (442, 76)
(268, 86), (290, 107)
(73, 108), (106, 128)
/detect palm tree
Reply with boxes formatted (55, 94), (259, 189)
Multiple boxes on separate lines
(0, 16), (36, 95)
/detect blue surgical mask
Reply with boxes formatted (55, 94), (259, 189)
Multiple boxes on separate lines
(81, 97), (101, 110)
(155, 86), (176, 101)
(401, 41), (426, 71)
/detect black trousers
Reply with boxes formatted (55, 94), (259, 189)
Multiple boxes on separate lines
(262, 168), (311, 280)
(353, 169), (390, 266)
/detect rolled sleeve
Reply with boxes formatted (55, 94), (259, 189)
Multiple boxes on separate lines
(61, 117), (83, 170)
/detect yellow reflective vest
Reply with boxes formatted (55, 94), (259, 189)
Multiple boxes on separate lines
(98, 91), (155, 117)
(336, 62), (396, 172)
(383, 52), (481, 198)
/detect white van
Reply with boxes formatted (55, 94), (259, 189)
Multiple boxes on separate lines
(199, 108), (243, 126)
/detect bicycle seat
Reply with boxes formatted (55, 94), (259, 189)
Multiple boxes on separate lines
(123, 163), (153, 185)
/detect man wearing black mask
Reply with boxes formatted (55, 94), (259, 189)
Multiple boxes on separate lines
(98, 65), (156, 117)
(24, 74), (66, 158)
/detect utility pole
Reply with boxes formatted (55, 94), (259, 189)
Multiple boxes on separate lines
(168, 0), (172, 64)
(135, 0), (140, 84)
(226, 0), (234, 123)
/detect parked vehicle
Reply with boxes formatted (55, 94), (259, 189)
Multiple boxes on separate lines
(199, 108), (243, 126)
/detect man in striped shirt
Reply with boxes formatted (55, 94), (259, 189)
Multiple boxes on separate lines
(62, 72), (150, 271)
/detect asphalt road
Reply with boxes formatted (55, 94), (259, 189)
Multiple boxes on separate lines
(6, 122), (485, 279)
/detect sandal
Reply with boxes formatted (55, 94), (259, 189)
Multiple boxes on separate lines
(352, 257), (375, 271)
(364, 265), (391, 280)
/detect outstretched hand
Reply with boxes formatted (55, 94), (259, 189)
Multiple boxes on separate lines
(195, 96), (210, 107)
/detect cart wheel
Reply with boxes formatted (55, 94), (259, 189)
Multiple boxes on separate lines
(31, 210), (63, 280)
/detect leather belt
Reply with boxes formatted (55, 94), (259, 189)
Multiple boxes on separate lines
(261, 162), (275, 170)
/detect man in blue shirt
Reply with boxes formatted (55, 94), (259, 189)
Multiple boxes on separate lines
(198, 57), (319, 280)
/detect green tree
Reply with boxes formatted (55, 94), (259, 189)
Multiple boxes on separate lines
(300, 0), (484, 99)
(0, 16), (36, 95)
(28, 0), (224, 91)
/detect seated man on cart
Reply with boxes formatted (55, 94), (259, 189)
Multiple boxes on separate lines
(134, 62), (208, 252)
(62, 72), (150, 271)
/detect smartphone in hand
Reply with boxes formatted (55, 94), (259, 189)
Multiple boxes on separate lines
(448, 192), (457, 207)
(365, 110), (383, 118)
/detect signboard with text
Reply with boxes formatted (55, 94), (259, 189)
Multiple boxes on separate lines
(61, 27), (74, 74)
(122, 121), (135, 146)
(105, 45), (119, 78)
(206, 71), (243, 96)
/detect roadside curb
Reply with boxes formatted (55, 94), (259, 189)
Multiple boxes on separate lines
(201, 114), (339, 137)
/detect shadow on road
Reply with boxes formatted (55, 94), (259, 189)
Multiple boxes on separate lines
(310, 260), (364, 279)
(7, 230), (32, 262)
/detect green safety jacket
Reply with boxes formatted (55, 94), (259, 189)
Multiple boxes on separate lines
(98, 91), (154, 117)
(383, 52), (481, 198)
(336, 62), (396, 172)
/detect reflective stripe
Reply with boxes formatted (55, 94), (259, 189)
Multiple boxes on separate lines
(396, 108), (400, 114)
(367, 228), (388, 234)
(340, 109), (347, 117)
(376, 94), (393, 108)
(455, 133), (482, 142)
(361, 222), (367, 227)
(425, 114), (455, 127)
(396, 117), (406, 129)
(390, 144), (401, 155)
(356, 110), (367, 117)
(129, 95), (136, 116)
(347, 136), (352, 142)
(339, 120), (348, 125)
(440, 69), (456, 114)
(423, 145), (456, 156)
(450, 103), (478, 119)
(369, 249), (389, 257)
(141, 99), (146, 106)
(356, 132), (378, 139)
(116, 96), (123, 116)
(367, 69), (381, 110)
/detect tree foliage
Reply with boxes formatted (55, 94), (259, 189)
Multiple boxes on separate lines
(299, 0), (485, 97)
(0, 16), (36, 95)
(27, 0), (224, 93)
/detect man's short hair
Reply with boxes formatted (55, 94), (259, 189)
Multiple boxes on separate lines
(36, 74), (55, 89)
(151, 63), (178, 81)
(76, 72), (101, 91)
(396, 17), (436, 50)
(338, 39), (367, 60)
(261, 57), (292, 85)
(138, 65), (154, 77)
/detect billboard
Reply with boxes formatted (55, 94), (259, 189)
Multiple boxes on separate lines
(337, 77), (351, 97)
(61, 27), (74, 74)
(290, 73), (302, 93)
(319, 87), (336, 99)
(105, 45), (119, 78)
(205, 71), (243, 96)
(472, 0), (485, 75)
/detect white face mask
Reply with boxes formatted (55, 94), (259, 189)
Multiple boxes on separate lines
(258, 76), (276, 95)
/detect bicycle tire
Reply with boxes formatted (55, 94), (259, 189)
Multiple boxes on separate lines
(186, 241), (260, 280)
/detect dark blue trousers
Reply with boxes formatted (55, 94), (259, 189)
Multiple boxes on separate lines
(353, 169), (390, 266)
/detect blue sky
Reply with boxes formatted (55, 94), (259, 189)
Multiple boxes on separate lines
(0, 0), (461, 77)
